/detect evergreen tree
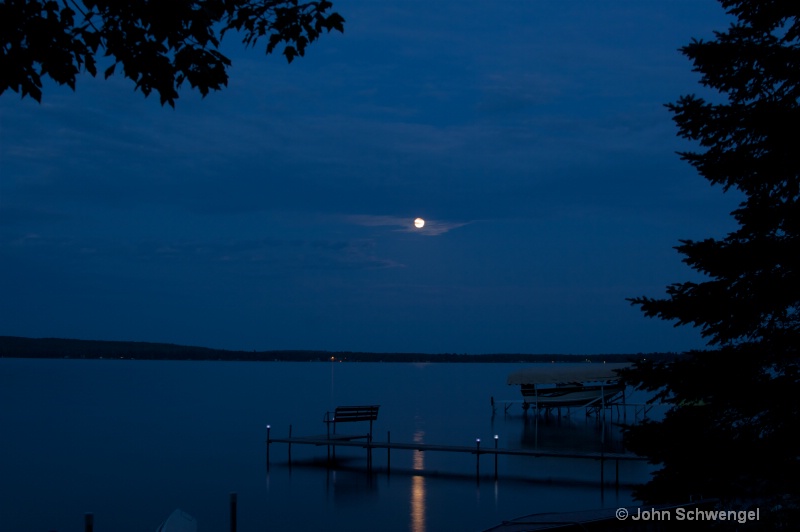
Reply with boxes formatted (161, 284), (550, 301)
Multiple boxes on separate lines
(624, 0), (800, 525)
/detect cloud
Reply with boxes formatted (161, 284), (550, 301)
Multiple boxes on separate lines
(347, 214), (469, 236)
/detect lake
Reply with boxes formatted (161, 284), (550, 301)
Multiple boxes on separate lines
(0, 358), (654, 531)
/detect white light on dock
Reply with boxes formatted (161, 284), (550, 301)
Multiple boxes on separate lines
(494, 435), (498, 440)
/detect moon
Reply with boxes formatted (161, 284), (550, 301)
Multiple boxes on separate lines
(414, 217), (425, 229)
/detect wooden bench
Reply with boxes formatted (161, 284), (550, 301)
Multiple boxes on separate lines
(323, 405), (379, 440)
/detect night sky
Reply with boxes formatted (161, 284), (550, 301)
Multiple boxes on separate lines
(0, 1), (740, 354)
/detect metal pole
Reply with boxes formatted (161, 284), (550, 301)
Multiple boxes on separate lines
(623, 388), (627, 424)
(266, 424), (271, 471)
(84, 513), (93, 532)
(600, 457), (605, 487)
(229, 492), (237, 532)
(387, 431), (391, 475)
(367, 436), (372, 473)
(476, 438), (481, 481)
(601, 383), (606, 445)
(325, 411), (330, 462)
(494, 435), (499, 480)
(288, 424), (292, 465)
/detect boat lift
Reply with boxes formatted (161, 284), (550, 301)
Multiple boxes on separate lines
(496, 363), (652, 423)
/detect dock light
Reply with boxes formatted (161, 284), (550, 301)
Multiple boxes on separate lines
(494, 435), (498, 440)
(476, 438), (480, 444)
(267, 424), (271, 429)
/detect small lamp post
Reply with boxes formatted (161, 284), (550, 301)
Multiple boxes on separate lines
(494, 435), (499, 479)
(476, 438), (481, 479)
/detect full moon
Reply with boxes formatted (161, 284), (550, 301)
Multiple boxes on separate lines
(414, 218), (425, 229)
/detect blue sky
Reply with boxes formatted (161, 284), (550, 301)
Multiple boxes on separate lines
(0, 1), (740, 354)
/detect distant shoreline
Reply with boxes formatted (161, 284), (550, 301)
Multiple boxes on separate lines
(0, 336), (678, 363)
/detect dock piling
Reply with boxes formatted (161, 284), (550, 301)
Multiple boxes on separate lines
(387, 431), (391, 475)
(476, 438), (481, 481)
(84, 513), (93, 532)
(229, 492), (237, 532)
(600, 456), (605, 486)
(266, 425), (271, 470)
(367, 433), (372, 473)
(494, 435), (499, 480)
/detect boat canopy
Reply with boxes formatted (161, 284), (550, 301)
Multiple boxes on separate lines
(507, 363), (631, 386)
(156, 509), (197, 532)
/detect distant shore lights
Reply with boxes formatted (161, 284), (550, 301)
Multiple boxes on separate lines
(414, 217), (425, 229)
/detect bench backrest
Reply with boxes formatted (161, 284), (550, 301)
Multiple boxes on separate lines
(331, 405), (379, 423)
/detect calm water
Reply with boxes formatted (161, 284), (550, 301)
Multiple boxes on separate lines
(0, 359), (653, 532)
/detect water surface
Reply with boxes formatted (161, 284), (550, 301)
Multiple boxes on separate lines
(0, 359), (652, 531)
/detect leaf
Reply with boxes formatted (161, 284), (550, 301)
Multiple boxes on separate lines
(84, 56), (97, 77)
(327, 13), (345, 33)
(2, 0), (346, 106)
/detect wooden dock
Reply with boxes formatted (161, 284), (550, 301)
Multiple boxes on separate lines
(266, 425), (647, 486)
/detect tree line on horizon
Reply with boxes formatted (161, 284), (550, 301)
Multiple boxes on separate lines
(0, 336), (670, 364)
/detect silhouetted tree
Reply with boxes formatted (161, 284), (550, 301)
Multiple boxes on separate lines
(623, 0), (800, 525)
(0, 0), (344, 106)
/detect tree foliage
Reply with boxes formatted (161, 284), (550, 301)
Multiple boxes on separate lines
(623, 0), (800, 524)
(0, 0), (344, 106)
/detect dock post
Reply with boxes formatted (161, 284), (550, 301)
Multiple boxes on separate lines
(623, 389), (628, 424)
(387, 431), (391, 475)
(476, 438), (481, 481)
(266, 425), (271, 471)
(615, 459), (620, 490)
(601, 385), (607, 443)
(84, 513), (93, 532)
(494, 435), (499, 480)
(288, 424), (292, 466)
(229, 492), (237, 532)
(367, 432), (372, 473)
(600, 457), (605, 486)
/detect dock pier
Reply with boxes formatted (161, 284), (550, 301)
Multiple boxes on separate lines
(265, 425), (646, 487)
